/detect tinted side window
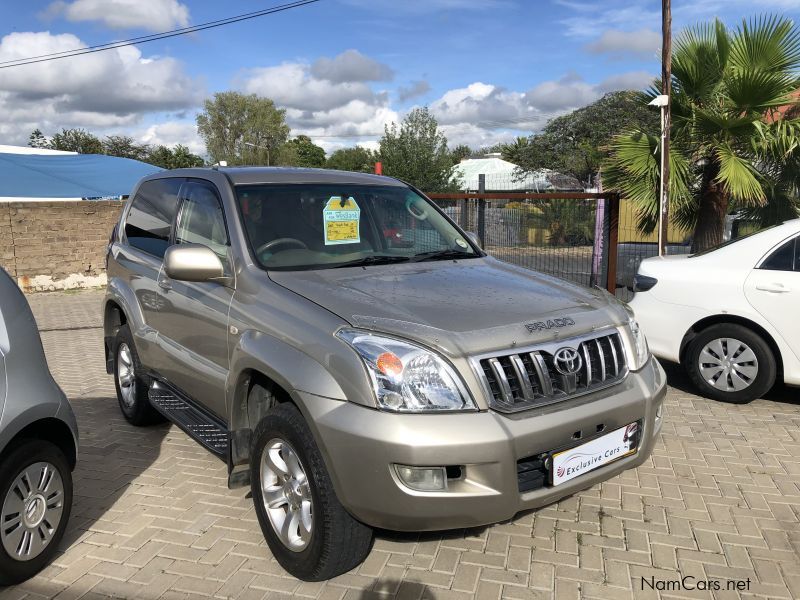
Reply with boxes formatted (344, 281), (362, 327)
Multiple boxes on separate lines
(795, 237), (800, 272)
(176, 182), (229, 261)
(760, 237), (797, 272)
(124, 179), (182, 258)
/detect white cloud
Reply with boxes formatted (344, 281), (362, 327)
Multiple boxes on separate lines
(0, 31), (202, 145)
(586, 28), (661, 60)
(311, 49), (393, 83)
(240, 53), (398, 149)
(46, 0), (190, 32)
(426, 70), (654, 147)
(242, 63), (380, 112)
(430, 82), (537, 128)
(136, 121), (204, 154)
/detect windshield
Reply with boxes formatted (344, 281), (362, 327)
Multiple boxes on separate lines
(690, 225), (778, 257)
(236, 184), (479, 270)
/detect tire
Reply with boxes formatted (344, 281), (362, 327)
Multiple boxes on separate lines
(0, 440), (73, 585)
(113, 324), (163, 425)
(250, 403), (372, 581)
(684, 323), (776, 404)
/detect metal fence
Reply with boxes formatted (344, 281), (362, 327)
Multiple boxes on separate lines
(428, 175), (788, 301)
(429, 191), (615, 291)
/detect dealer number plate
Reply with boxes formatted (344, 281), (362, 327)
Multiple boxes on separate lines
(551, 422), (639, 486)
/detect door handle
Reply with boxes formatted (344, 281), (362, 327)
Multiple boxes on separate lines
(158, 278), (172, 291)
(756, 282), (790, 293)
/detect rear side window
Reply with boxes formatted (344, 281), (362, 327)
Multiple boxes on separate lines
(760, 236), (797, 272)
(124, 178), (182, 258)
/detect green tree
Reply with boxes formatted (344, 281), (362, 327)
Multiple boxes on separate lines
(450, 144), (473, 165)
(28, 128), (49, 149)
(196, 92), (290, 165)
(49, 128), (103, 154)
(603, 16), (800, 251)
(278, 135), (326, 167)
(325, 146), (378, 172)
(514, 92), (659, 186)
(145, 144), (205, 169)
(379, 107), (460, 192)
(498, 137), (534, 165)
(102, 135), (150, 161)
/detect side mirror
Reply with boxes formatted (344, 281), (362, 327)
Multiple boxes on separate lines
(164, 244), (224, 282)
(465, 231), (482, 249)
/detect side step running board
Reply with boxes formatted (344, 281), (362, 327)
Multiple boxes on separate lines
(149, 382), (229, 458)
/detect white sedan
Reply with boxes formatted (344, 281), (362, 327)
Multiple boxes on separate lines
(630, 218), (799, 403)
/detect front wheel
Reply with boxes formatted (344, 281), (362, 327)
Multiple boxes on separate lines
(685, 323), (776, 404)
(113, 324), (163, 426)
(0, 440), (73, 585)
(250, 403), (372, 581)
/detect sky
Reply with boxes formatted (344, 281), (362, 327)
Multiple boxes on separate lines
(1, 0), (800, 157)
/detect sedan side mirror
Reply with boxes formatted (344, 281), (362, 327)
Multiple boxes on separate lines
(164, 244), (225, 282)
(465, 231), (482, 249)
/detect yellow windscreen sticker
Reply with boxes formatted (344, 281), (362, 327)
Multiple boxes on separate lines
(323, 196), (360, 245)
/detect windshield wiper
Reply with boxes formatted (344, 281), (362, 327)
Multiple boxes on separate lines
(411, 249), (474, 262)
(331, 255), (412, 268)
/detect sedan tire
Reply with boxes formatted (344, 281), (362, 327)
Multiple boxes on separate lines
(685, 323), (776, 404)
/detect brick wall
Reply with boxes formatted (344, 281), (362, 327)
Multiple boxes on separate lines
(0, 201), (123, 291)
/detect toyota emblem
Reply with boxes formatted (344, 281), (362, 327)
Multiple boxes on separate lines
(553, 347), (583, 376)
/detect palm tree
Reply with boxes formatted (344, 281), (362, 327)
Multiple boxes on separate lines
(603, 16), (800, 251)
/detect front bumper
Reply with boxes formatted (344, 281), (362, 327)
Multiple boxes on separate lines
(300, 356), (667, 531)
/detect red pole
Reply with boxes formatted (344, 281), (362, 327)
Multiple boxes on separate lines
(374, 161), (382, 175)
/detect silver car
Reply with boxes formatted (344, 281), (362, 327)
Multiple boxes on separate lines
(0, 269), (78, 584)
(104, 168), (666, 581)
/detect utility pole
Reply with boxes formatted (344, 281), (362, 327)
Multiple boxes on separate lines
(658, 0), (672, 256)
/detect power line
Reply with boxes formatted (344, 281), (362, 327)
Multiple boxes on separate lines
(0, 0), (322, 69)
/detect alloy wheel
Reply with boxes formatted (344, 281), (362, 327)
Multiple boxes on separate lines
(260, 438), (313, 552)
(117, 342), (136, 408)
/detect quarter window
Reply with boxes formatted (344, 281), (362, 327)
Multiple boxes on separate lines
(760, 237), (797, 272)
(176, 182), (229, 262)
(124, 178), (182, 258)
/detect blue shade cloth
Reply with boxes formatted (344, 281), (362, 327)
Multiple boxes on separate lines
(0, 153), (162, 198)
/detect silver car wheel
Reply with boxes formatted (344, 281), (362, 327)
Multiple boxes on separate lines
(117, 342), (136, 408)
(1, 462), (65, 561)
(698, 337), (759, 392)
(260, 438), (313, 552)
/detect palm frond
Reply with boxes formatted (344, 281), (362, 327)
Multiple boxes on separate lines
(715, 143), (766, 204)
(729, 14), (800, 73)
(602, 131), (693, 233)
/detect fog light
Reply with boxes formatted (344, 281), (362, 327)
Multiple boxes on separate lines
(395, 465), (446, 491)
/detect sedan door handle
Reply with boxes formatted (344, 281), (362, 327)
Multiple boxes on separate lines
(756, 282), (790, 293)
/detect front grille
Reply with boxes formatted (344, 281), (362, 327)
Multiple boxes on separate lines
(477, 331), (628, 413)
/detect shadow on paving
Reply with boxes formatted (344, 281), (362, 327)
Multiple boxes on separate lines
(660, 359), (800, 407)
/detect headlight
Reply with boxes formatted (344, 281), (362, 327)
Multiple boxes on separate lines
(337, 329), (476, 412)
(627, 317), (650, 371)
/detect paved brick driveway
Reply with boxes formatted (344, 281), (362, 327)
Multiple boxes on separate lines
(2, 289), (798, 600)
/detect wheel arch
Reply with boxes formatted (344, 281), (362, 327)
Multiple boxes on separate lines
(1, 418), (77, 471)
(228, 368), (295, 469)
(679, 314), (784, 378)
